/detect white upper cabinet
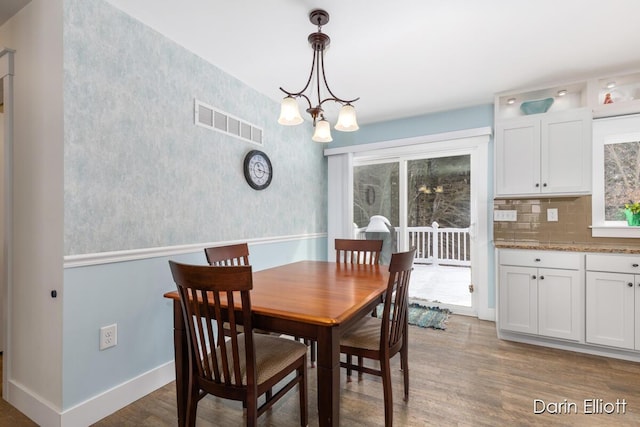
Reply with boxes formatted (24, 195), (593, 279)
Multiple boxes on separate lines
(495, 109), (592, 197)
(494, 69), (640, 199)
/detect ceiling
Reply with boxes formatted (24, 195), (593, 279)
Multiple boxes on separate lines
(3, 1), (640, 125)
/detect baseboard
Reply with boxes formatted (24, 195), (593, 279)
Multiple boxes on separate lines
(7, 380), (60, 427)
(8, 361), (175, 427)
(61, 361), (175, 426)
(497, 330), (640, 363)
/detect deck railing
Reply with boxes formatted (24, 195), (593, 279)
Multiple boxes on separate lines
(355, 222), (470, 266)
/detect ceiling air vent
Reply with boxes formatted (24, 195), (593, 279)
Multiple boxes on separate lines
(194, 99), (263, 146)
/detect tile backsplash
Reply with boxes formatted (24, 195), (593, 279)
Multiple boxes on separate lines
(493, 195), (640, 248)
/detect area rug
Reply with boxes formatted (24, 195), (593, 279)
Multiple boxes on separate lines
(376, 303), (451, 330)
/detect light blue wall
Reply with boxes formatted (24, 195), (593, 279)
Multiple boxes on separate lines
(62, 237), (326, 408)
(63, 0), (326, 255)
(61, 0), (328, 409)
(331, 105), (494, 147)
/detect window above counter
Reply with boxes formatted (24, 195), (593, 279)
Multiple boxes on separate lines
(591, 113), (640, 238)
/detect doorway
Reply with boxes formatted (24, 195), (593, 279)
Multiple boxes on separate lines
(353, 153), (474, 314)
(346, 132), (490, 317)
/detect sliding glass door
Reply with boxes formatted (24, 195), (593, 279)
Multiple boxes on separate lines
(353, 151), (475, 314)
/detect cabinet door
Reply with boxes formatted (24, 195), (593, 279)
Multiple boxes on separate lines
(541, 109), (591, 194)
(537, 268), (582, 341)
(499, 265), (537, 334)
(586, 271), (634, 349)
(495, 118), (540, 196)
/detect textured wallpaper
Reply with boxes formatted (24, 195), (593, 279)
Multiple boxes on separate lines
(63, 0), (327, 255)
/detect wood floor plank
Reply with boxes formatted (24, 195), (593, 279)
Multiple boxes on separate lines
(5, 314), (640, 426)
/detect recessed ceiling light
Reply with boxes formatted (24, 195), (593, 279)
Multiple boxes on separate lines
(507, 98), (516, 105)
(606, 81), (616, 89)
(557, 89), (567, 97)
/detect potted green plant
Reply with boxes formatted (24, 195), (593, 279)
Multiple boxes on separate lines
(624, 201), (640, 226)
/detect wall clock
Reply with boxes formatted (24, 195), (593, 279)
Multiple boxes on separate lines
(243, 150), (273, 190)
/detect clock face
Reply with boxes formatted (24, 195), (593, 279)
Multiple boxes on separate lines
(243, 150), (273, 190)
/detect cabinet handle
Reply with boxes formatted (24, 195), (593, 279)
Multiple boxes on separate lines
(540, 276), (544, 280)
(534, 258), (541, 262)
(535, 183), (540, 188)
(543, 183), (547, 187)
(633, 263), (639, 268)
(628, 282), (634, 287)
(532, 275), (537, 279)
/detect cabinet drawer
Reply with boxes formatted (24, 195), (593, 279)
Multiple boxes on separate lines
(586, 253), (640, 274)
(499, 249), (581, 270)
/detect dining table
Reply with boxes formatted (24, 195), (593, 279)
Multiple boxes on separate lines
(164, 260), (389, 427)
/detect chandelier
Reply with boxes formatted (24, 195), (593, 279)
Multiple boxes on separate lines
(277, 9), (359, 143)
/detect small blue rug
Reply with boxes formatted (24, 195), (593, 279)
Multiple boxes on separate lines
(376, 303), (451, 330)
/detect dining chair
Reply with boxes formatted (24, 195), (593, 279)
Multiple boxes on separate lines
(322, 238), (384, 372)
(335, 238), (383, 265)
(168, 261), (308, 427)
(339, 248), (416, 427)
(204, 243), (250, 266)
(205, 244), (273, 334)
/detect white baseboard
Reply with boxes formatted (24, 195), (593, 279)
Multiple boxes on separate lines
(7, 380), (60, 427)
(61, 361), (175, 427)
(8, 361), (175, 427)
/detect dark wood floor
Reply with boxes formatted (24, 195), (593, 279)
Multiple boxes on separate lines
(4, 315), (640, 426)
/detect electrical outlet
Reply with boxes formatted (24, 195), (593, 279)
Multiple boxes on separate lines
(100, 324), (117, 350)
(547, 208), (559, 222)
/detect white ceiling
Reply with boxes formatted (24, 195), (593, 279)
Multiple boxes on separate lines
(4, 1), (640, 125)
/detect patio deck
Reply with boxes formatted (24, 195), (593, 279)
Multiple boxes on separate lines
(409, 263), (471, 308)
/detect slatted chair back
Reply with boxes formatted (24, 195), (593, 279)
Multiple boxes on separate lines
(335, 238), (383, 265)
(169, 262), (255, 393)
(204, 243), (250, 266)
(380, 248), (416, 354)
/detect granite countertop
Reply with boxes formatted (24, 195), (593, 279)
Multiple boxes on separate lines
(493, 241), (640, 254)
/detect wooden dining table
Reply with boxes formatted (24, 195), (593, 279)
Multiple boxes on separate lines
(164, 260), (389, 427)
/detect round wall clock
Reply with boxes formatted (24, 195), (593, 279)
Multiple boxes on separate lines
(243, 150), (273, 190)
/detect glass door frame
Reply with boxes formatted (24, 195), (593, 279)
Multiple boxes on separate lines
(326, 129), (492, 319)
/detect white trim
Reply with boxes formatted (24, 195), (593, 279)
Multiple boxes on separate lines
(64, 233), (326, 268)
(6, 379), (60, 427)
(61, 361), (175, 427)
(590, 226), (640, 238)
(325, 130), (492, 320)
(323, 126), (492, 156)
(1, 47), (15, 402)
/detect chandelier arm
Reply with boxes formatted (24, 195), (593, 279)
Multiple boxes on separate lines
(279, 87), (313, 111)
(279, 48), (319, 98)
(319, 49), (360, 105)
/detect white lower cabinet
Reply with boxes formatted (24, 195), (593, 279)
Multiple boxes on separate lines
(586, 254), (640, 350)
(498, 250), (583, 341)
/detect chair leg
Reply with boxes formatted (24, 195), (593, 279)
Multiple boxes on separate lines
(246, 390), (258, 427)
(358, 356), (364, 380)
(346, 354), (353, 382)
(380, 358), (393, 427)
(402, 320), (409, 400)
(310, 341), (316, 368)
(299, 360), (308, 427)
(185, 385), (199, 427)
(401, 344), (409, 401)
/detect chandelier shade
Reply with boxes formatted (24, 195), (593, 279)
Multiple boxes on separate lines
(278, 9), (359, 142)
(312, 118), (333, 143)
(278, 96), (304, 125)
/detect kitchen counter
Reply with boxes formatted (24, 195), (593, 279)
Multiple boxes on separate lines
(493, 241), (640, 254)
